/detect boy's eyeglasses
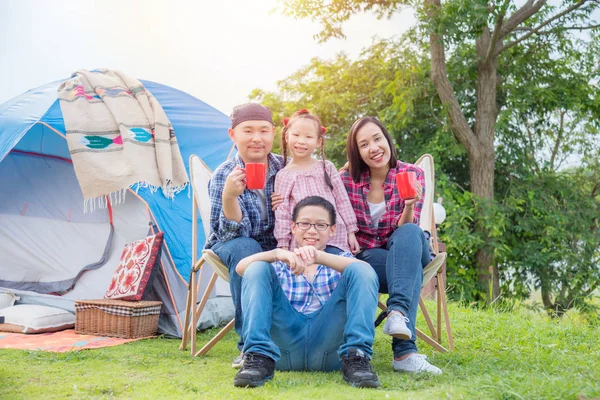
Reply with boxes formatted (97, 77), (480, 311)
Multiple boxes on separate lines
(293, 222), (331, 231)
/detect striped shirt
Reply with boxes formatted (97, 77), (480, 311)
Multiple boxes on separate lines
(274, 160), (358, 251)
(273, 251), (353, 314)
(340, 161), (425, 249)
(205, 153), (284, 250)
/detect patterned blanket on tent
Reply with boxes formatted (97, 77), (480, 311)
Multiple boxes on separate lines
(58, 69), (188, 210)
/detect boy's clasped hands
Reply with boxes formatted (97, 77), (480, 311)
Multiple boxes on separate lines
(274, 246), (319, 276)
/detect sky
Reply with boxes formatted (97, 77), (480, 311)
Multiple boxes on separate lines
(0, 0), (415, 115)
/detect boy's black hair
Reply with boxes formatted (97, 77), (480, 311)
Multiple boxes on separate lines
(292, 196), (336, 225)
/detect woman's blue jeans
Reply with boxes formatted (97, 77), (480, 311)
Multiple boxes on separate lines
(356, 223), (430, 357)
(240, 261), (379, 371)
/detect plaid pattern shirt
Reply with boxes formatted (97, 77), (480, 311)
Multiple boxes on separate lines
(273, 252), (353, 314)
(205, 153), (284, 250)
(340, 161), (425, 249)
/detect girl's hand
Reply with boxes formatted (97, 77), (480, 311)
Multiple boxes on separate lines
(348, 232), (361, 255)
(403, 180), (423, 208)
(271, 192), (283, 211)
(275, 248), (307, 275)
(294, 246), (317, 265)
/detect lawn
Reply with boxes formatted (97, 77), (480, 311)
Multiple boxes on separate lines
(0, 302), (599, 400)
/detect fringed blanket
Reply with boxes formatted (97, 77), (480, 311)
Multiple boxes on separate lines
(58, 69), (188, 211)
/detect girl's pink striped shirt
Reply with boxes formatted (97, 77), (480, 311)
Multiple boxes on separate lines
(274, 160), (358, 251)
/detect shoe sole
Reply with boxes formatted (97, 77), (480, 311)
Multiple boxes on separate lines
(343, 376), (380, 388)
(383, 330), (411, 340)
(233, 374), (273, 388)
(393, 368), (442, 375)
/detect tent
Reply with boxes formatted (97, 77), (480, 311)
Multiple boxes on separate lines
(0, 78), (234, 337)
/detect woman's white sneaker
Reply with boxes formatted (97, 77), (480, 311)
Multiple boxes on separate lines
(382, 311), (412, 340)
(393, 354), (442, 375)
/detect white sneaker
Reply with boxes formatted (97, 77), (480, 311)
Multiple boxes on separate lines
(393, 354), (442, 375)
(382, 311), (411, 340)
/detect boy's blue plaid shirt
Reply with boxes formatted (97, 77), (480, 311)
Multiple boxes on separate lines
(273, 252), (354, 314)
(205, 153), (284, 250)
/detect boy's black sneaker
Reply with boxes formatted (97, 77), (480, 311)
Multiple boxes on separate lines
(233, 352), (275, 388)
(341, 349), (380, 388)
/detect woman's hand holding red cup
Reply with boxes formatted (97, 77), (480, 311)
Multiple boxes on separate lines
(395, 171), (422, 206)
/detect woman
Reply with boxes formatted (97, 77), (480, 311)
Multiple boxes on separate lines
(340, 116), (442, 375)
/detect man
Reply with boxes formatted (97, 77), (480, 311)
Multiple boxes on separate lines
(205, 103), (283, 367)
(233, 196), (380, 388)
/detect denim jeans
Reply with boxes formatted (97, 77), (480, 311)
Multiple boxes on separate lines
(240, 261), (379, 371)
(212, 237), (274, 351)
(356, 223), (430, 357)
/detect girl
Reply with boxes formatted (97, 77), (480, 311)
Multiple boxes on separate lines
(274, 109), (360, 254)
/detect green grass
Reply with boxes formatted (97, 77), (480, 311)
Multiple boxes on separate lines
(1, 302), (599, 400)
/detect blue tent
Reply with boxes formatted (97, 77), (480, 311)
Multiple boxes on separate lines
(0, 78), (232, 280)
(0, 78), (233, 337)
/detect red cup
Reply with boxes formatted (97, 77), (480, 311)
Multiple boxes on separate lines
(243, 163), (266, 190)
(396, 171), (417, 200)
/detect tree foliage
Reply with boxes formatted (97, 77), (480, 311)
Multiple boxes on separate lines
(253, 2), (600, 311)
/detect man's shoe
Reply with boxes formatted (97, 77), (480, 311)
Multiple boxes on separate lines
(382, 310), (412, 340)
(341, 349), (380, 388)
(232, 352), (244, 369)
(233, 353), (275, 388)
(393, 354), (442, 375)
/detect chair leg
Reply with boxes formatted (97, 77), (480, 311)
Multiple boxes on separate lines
(416, 328), (448, 353)
(179, 272), (194, 351)
(436, 272), (442, 343)
(419, 297), (438, 339)
(191, 271), (218, 355)
(180, 258), (206, 351)
(195, 318), (235, 357)
(188, 264), (199, 355)
(439, 280), (455, 350)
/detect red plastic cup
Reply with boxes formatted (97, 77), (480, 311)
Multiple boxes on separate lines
(243, 163), (266, 190)
(395, 171), (417, 200)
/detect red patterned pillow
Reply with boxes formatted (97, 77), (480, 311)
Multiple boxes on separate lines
(105, 232), (163, 301)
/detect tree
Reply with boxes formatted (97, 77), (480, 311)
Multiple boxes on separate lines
(279, 0), (600, 301)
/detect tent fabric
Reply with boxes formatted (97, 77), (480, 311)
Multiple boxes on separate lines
(0, 77), (234, 337)
(1, 78), (232, 280)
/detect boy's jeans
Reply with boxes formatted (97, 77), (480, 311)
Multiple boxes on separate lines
(212, 239), (347, 351)
(240, 261), (379, 371)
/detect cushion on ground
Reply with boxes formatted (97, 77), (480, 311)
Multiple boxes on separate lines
(105, 232), (163, 301)
(0, 292), (19, 309)
(0, 304), (75, 334)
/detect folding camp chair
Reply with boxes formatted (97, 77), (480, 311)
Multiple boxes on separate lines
(180, 154), (235, 356)
(376, 154), (454, 352)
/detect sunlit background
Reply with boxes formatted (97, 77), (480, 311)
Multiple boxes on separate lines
(0, 0), (415, 114)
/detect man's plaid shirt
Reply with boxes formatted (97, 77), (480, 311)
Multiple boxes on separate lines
(205, 153), (284, 250)
(340, 161), (425, 250)
(272, 252), (353, 314)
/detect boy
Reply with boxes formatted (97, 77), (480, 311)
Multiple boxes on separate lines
(234, 196), (380, 388)
(205, 103), (284, 364)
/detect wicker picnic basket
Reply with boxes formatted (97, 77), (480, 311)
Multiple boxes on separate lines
(74, 299), (162, 339)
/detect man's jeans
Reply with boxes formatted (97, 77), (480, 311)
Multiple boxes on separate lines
(356, 223), (430, 357)
(212, 237), (273, 351)
(240, 261), (379, 371)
